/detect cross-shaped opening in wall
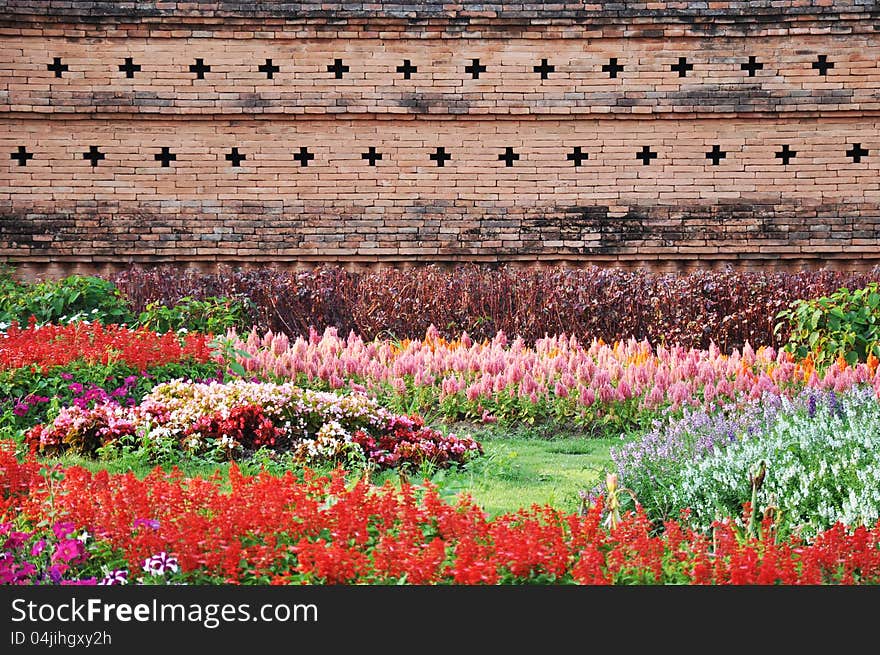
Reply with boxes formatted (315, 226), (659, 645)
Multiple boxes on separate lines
(47, 57), (68, 77)
(706, 145), (727, 165)
(602, 58), (624, 78)
(155, 147), (177, 167)
(294, 147), (314, 167)
(258, 59), (280, 79)
(636, 146), (657, 165)
(327, 59), (349, 79)
(189, 58), (211, 79)
(846, 143), (869, 163)
(465, 59), (487, 79)
(567, 147), (589, 167)
(812, 55), (834, 75)
(740, 56), (763, 77)
(83, 146), (105, 167)
(499, 147), (520, 167)
(776, 144), (797, 165)
(362, 147), (382, 166)
(671, 57), (694, 77)
(430, 147), (451, 167)
(11, 146), (33, 166)
(226, 147), (246, 167)
(396, 60), (417, 79)
(118, 57), (141, 78)
(534, 59), (555, 80)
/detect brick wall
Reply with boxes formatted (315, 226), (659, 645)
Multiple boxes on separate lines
(1, 1), (879, 274)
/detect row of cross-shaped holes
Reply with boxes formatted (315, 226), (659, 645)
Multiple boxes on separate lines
(44, 55), (836, 80)
(9, 144), (872, 167)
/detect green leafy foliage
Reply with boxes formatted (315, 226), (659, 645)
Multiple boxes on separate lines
(207, 335), (252, 377)
(776, 283), (880, 367)
(0, 271), (133, 326)
(138, 295), (254, 334)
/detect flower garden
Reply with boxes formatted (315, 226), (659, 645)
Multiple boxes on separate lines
(3, 266), (880, 585)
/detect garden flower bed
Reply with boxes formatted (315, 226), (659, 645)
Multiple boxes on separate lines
(2, 280), (880, 586)
(229, 326), (880, 430)
(3, 443), (880, 585)
(600, 386), (880, 539)
(25, 379), (481, 470)
(0, 320), (213, 372)
(0, 321), (221, 432)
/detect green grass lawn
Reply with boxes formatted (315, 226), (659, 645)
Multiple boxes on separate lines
(47, 427), (616, 518)
(418, 432), (614, 516)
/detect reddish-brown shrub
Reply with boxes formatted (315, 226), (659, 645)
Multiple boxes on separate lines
(110, 265), (880, 352)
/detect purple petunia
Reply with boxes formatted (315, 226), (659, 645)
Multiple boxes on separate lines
(142, 552), (179, 576)
(47, 563), (67, 583)
(98, 569), (129, 585)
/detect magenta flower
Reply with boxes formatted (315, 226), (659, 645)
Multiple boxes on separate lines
(52, 539), (86, 564)
(60, 578), (98, 585)
(52, 522), (76, 539)
(17, 562), (38, 582)
(4, 531), (31, 550)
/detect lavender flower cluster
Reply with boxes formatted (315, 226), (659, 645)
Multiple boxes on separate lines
(599, 386), (879, 536)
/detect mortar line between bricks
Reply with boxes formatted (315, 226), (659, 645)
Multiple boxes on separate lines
(3, 111), (880, 123)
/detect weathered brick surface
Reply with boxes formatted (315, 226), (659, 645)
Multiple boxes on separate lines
(3, 35), (878, 116)
(2, 1), (876, 23)
(1, 1), (879, 273)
